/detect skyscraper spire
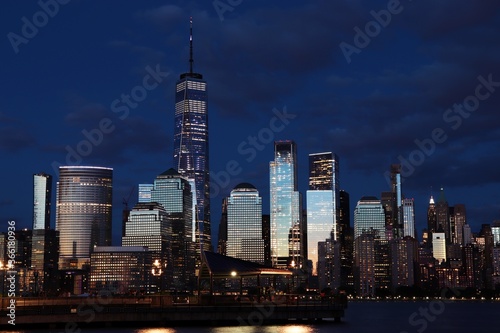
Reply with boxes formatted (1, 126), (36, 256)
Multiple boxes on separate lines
(189, 16), (193, 74)
(180, 17), (202, 80)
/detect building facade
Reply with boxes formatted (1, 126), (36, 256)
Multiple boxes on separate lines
(226, 183), (264, 264)
(306, 152), (339, 275)
(122, 202), (171, 291)
(56, 166), (112, 269)
(89, 246), (152, 295)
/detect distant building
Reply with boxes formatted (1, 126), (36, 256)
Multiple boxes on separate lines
(339, 190), (354, 289)
(33, 173), (52, 230)
(226, 183), (265, 264)
(89, 246), (152, 295)
(354, 232), (375, 296)
(32, 172), (59, 294)
(56, 166), (113, 269)
(402, 198), (415, 238)
(453, 204), (466, 245)
(217, 197), (228, 256)
(491, 220), (500, 246)
(427, 195), (437, 235)
(435, 188), (450, 243)
(390, 237), (418, 292)
(432, 232), (446, 263)
(317, 235), (341, 292)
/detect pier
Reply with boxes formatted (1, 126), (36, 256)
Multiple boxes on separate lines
(0, 294), (347, 328)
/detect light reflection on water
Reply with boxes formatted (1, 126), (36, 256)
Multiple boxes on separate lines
(135, 329), (177, 333)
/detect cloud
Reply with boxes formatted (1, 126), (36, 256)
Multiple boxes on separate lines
(0, 127), (36, 152)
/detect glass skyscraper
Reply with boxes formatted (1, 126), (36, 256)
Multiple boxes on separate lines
(270, 140), (301, 268)
(226, 183), (264, 264)
(354, 196), (386, 241)
(402, 198), (415, 238)
(32, 172), (58, 295)
(33, 173), (52, 230)
(173, 18), (210, 252)
(122, 202), (171, 291)
(306, 152), (339, 275)
(150, 168), (195, 290)
(56, 166), (112, 269)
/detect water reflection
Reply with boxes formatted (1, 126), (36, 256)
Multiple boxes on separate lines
(135, 329), (176, 333)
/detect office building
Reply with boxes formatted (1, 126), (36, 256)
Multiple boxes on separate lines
(427, 195), (437, 236)
(173, 18), (211, 252)
(492, 221), (500, 246)
(56, 166), (112, 269)
(402, 198), (415, 238)
(122, 202), (171, 292)
(89, 246), (153, 295)
(226, 183), (264, 264)
(435, 188), (450, 243)
(306, 152), (339, 275)
(33, 173), (52, 230)
(151, 168), (195, 290)
(453, 204), (466, 245)
(270, 140), (302, 268)
(354, 196), (386, 241)
(390, 237), (418, 292)
(432, 232), (446, 263)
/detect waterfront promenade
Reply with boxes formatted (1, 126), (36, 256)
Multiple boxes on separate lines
(0, 294), (347, 328)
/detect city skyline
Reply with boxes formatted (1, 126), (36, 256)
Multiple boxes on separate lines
(1, 1), (500, 249)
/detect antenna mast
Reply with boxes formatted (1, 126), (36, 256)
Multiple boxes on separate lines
(189, 17), (193, 74)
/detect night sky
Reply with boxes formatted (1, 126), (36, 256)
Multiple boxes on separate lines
(1, 0), (500, 248)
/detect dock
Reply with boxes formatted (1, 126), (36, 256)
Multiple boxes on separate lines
(0, 294), (347, 328)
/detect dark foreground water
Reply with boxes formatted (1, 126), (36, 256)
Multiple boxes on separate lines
(5, 301), (500, 333)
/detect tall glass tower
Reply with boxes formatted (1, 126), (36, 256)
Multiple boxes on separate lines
(56, 166), (112, 269)
(353, 196), (386, 241)
(402, 198), (415, 238)
(306, 152), (339, 275)
(33, 173), (52, 230)
(173, 18), (211, 252)
(270, 140), (301, 268)
(226, 183), (264, 264)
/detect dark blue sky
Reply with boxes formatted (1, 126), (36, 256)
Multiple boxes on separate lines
(1, 0), (500, 247)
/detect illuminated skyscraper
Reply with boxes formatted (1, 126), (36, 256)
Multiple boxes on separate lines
(402, 198), (415, 238)
(56, 166), (112, 269)
(270, 140), (302, 268)
(173, 18), (210, 251)
(306, 152), (339, 275)
(32, 172), (59, 295)
(33, 173), (52, 230)
(226, 183), (264, 264)
(427, 195), (437, 234)
(432, 232), (446, 263)
(122, 202), (171, 291)
(390, 164), (403, 238)
(150, 168), (195, 291)
(354, 196), (386, 241)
